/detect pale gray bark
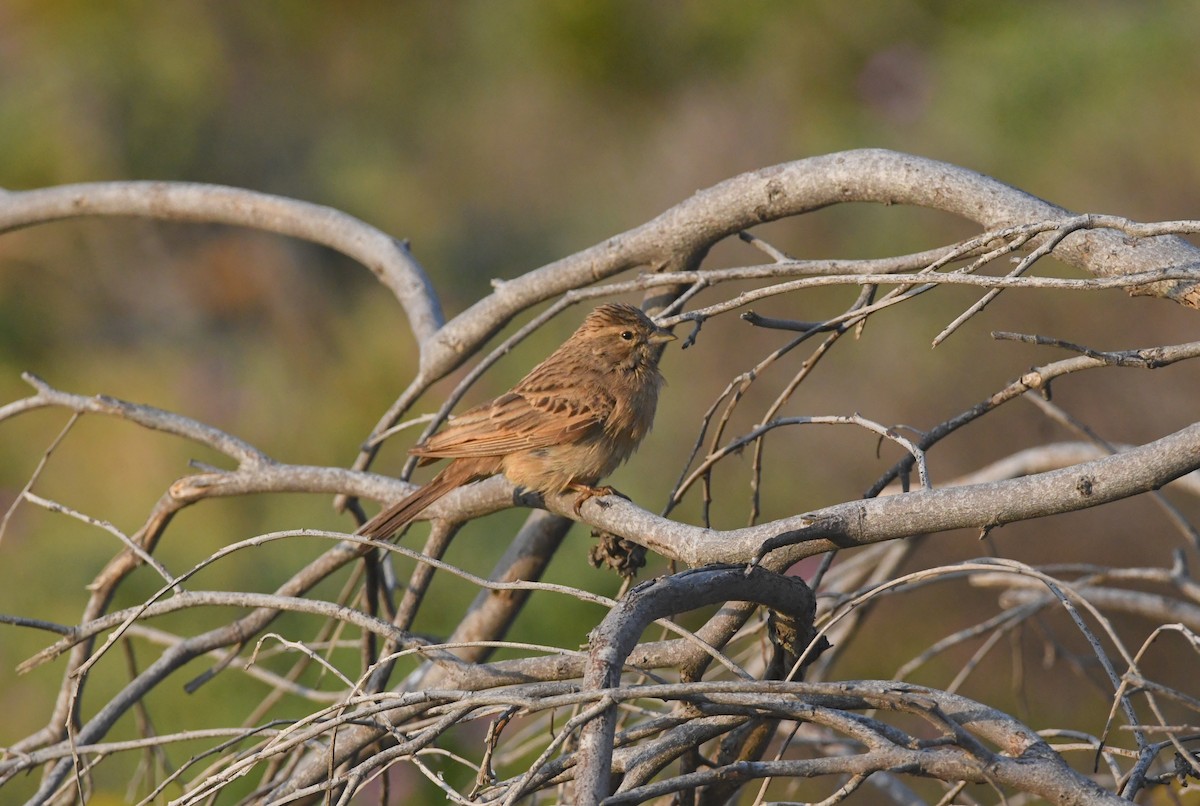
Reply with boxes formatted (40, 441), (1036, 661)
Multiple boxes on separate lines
(3, 152), (1199, 804)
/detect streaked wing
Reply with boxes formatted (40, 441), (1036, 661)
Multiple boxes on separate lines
(412, 387), (611, 460)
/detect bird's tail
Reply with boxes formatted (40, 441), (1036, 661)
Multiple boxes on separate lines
(358, 461), (479, 540)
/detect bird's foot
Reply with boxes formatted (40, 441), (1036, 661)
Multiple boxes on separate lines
(568, 483), (627, 516)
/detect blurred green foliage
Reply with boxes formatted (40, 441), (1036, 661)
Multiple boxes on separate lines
(1, 2), (1199, 802)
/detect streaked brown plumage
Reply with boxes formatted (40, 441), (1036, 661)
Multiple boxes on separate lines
(360, 303), (674, 539)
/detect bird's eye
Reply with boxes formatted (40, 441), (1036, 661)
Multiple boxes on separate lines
(620, 330), (635, 341)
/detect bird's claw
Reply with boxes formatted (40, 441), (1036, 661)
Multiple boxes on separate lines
(570, 484), (626, 516)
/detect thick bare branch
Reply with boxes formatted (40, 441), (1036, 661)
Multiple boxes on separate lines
(419, 150), (1200, 388)
(559, 420), (1200, 567)
(0, 181), (443, 347)
(575, 565), (817, 802)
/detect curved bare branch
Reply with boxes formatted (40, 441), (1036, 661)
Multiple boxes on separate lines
(0, 181), (443, 347)
(4, 152), (1200, 805)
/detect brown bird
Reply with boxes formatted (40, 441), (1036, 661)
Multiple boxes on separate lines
(360, 303), (675, 539)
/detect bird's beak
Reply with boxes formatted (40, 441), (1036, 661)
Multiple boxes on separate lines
(649, 328), (676, 345)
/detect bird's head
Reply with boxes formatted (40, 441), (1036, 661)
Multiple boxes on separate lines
(576, 303), (676, 368)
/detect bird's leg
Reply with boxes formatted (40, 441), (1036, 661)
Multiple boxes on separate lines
(566, 482), (628, 515)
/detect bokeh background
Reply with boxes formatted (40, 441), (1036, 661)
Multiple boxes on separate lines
(2, 2), (1199, 802)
